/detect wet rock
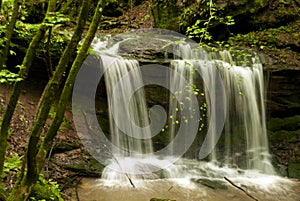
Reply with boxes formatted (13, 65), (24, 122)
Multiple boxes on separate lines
(191, 178), (228, 190)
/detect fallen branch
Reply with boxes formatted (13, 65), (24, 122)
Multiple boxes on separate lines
(102, 143), (136, 188)
(81, 111), (136, 188)
(167, 186), (174, 191)
(224, 177), (259, 201)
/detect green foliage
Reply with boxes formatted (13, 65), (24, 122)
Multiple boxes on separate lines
(11, 19), (71, 60)
(43, 12), (70, 27)
(1, 0), (29, 23)
(29, 176), (63, 201)
(0, 69), (23, 83)
(228, 22), (299, 50)
(12, 21), (40, 47)
(161, 78), (206, 133)
(3, 152), (22, 178)
(184, 0), (235, 44)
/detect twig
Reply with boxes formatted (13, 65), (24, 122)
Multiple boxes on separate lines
(224, 177), (259, 201)
(167, 186), (174, 191)
(102, 143), (136, 188)
(75, 185), (80, 201)
(81, 111), (136, 188)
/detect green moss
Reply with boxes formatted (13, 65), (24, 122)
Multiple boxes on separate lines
(150, 0), (180, 31)
(288, 161), (300, 179)
(268, 115), (300, 132)
(54, 141), (80, 151)
(268, 130), (300, 142)
(62, 157), (105, 177)
(229, 21), (300, 49)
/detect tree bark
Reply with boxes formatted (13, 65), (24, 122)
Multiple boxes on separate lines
(0, 0), (56, 200)
(0, 0), (21, 70)
(6, 0), (103, 200)
(25, 0), (90, 183)
(0, 21), (47, 193)
(28, 0), (90, 161)
(36, 0), (105, 173)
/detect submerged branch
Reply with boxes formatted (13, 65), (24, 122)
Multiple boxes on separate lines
(224, 177), (259, 201)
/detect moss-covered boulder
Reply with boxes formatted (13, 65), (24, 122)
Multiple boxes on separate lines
(52, 148), (105, 177)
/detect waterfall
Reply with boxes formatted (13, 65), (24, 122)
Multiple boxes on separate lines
(171, 44), (274, 174)
(104, 59), (153, 155)
(85, 35), (275, 185)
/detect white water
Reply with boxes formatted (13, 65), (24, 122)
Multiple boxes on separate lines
(172, 44), (274, 173)
(104, 59), (153, 155)
(89, 34), (291, 195)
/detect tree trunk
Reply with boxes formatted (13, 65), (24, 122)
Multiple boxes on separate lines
(0, 24), (47, 192)
(36, 0), (105, 173)
(27, 0), (90, 171)
(7, 0), (104, 200)
(0, 0), (56, 200)
(26, 0), (90, 182)
(0, 0), (21, 70)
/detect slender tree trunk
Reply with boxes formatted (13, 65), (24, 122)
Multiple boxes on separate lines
(0, 1), (56, 200)
(0, 0), (21, 70)
(36, 0), (105, 173)
(0, 24), (47, 189)
(27, 0), (90, 173)
(7, 0), (101, 200)
(0, 28), (46, 201)
(26, 0), (90, 182)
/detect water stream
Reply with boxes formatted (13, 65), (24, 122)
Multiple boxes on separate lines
(73, 30), (298, 200)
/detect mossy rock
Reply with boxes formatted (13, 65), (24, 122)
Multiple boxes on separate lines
(191, 178), (228, 190)
(150, 198), (176, 201)
(54, 141), (80, 152)
(64, 157), (105, 177)
(288, 161), (300, 179)
(52, 150), (105, 177)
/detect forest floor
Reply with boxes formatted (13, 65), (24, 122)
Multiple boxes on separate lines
(0, 79), (84, 200)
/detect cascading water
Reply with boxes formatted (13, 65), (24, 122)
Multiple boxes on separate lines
(170, 44), (275, 174)
(218, 54), (274, 173)
(78, 32), (294, 195)
(104, 59), (153, 155)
